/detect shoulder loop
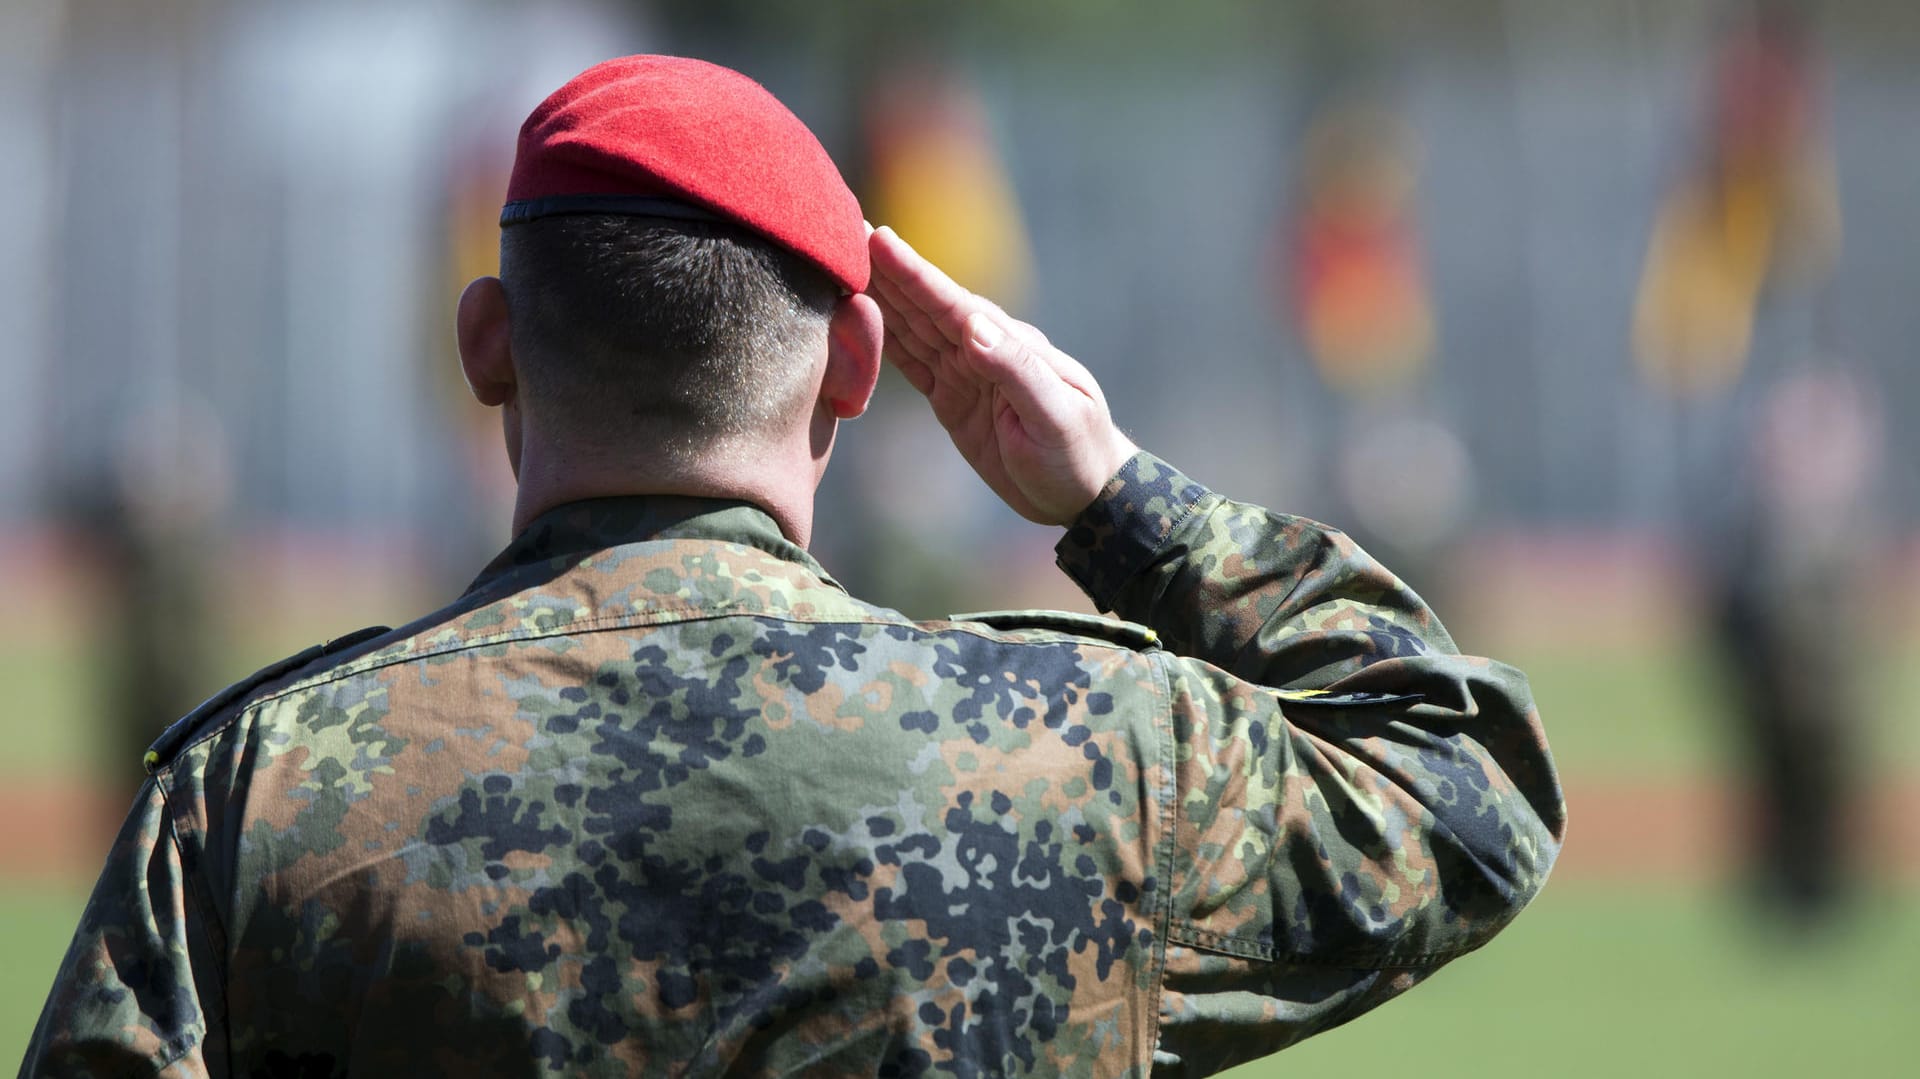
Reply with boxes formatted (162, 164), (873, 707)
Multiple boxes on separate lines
(1273, 688), (1426, 708)
(143, 625), (393, 774)
(949, 608), (1161, 652)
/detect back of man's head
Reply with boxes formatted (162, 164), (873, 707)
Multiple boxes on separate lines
(499, 214), (838, 463)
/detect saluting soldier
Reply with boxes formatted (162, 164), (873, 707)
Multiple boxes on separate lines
(25, 56), (1563, 1077)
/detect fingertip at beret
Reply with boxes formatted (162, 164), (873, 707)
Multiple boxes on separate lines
(503, 55), (868, 293)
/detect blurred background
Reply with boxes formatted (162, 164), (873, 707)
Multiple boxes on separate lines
(1, 0), (1915, 1073)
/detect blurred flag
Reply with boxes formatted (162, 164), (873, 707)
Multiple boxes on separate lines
(1282, 101), (1435, 396)
(446, 144), (508, 289)
(864, 62), (1031, 307)
(440, 139), (520, 526)
(1633, 6), (1841, 398)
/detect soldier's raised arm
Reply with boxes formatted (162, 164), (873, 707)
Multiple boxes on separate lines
(870, 225), (1566, 1070)
(868, 223), (1463, 682)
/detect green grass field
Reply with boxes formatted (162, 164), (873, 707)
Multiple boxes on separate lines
(1225, 882), (1920, 1077)
(1, 887), (84, 1068)
(1508, 640), (1920, 780)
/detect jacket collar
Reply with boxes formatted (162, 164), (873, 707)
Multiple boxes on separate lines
(464, 495), (843, 601)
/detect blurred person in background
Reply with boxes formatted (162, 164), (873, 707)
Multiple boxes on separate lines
(1636, 0), (1868, 930)
(1709, 366), (1881, 928)
(24, 55), (1562, 1077)
(59, 397), (232, 794)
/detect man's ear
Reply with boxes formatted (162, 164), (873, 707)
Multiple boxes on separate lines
(821, 292), (883, 419)
(456, 277), (517, 407)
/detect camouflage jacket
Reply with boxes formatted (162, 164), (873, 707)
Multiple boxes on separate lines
(22, 452), (1563, 1078)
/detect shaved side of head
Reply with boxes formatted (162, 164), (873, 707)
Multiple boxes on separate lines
(500, 215), (838, 464)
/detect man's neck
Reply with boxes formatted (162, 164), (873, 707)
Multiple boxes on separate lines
(509, 436), (819, 547)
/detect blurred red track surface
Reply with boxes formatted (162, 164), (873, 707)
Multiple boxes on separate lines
(1538, 778), (1918, 883)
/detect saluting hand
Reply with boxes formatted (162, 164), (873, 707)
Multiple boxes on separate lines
(866, 226), (1138, 526)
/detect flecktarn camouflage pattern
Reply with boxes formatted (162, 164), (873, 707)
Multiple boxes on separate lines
(22, 452), (1563, 1077)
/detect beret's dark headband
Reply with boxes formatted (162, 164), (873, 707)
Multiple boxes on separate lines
(499, 195), (727, 227)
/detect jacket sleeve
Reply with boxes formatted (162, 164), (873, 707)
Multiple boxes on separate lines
(20, 778), (217, 1079)
(1057, 452), (1565, 1075)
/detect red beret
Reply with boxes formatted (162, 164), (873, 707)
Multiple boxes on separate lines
(503, 55), (868, 293)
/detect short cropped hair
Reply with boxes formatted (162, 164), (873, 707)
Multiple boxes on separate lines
(499, 215), (838, 461)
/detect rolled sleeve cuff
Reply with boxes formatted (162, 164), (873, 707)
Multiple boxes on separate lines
(1054, 451), (1211, 611)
